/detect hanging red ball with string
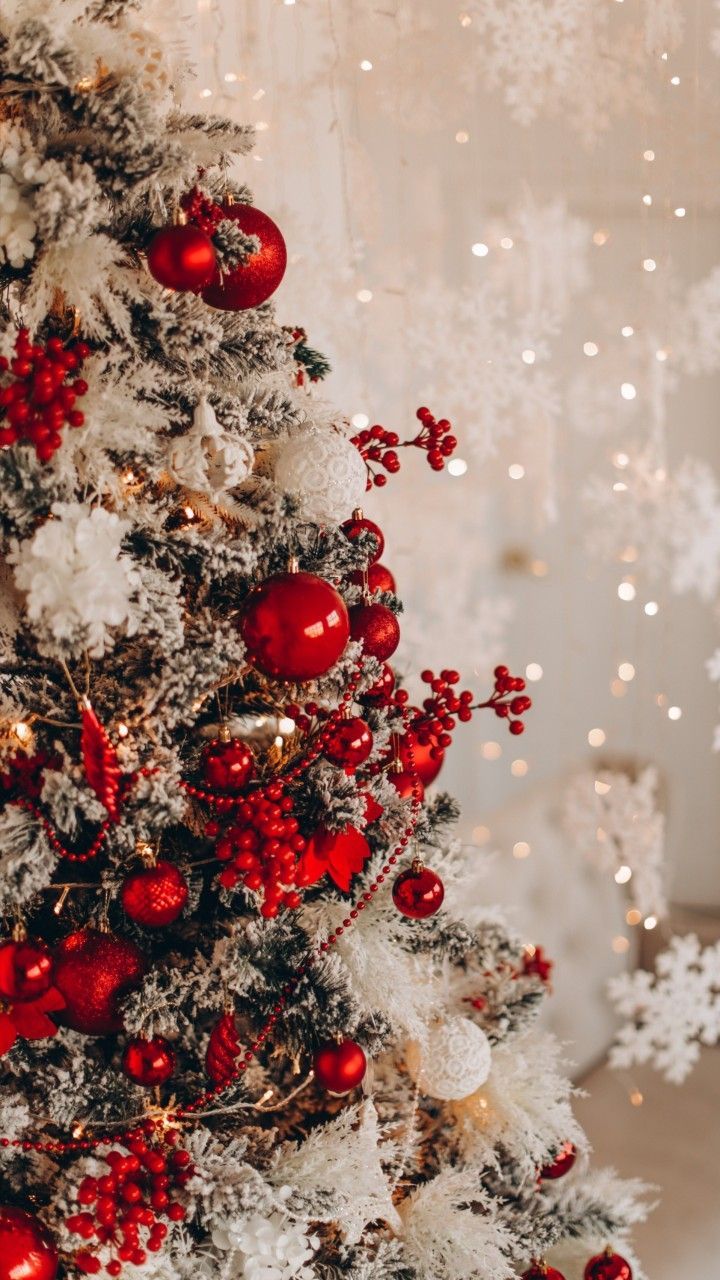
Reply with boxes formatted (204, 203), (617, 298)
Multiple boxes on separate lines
(121, 860), (189, 928)
(202, 203), (287, 310)
(540, 1141), (577, 1180)
(313, 1038), (367, 1093)
(201, 733), (255, 792)
(584, 1252), (632, 1280)
(0, 1207), (58, 1280)
(122, 1036), (176, 1087)
(349, 601), (400, 661)
(146, 222), (217, 292)
(349, 562), (396, 595)
(341, 510), (385, 564)
(0, 933), (53, 1002)
(392, 860), (445, 919)
(240, 567), (350, 681)
(323, 716), (374, 768)
(53, 928), (147, 1035)
(522, 1267), (567, 1280)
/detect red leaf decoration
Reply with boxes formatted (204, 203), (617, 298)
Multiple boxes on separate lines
(297, 824), (371, 893)
(80, 700), (121, 822)
(206, 1011), (243, 1084)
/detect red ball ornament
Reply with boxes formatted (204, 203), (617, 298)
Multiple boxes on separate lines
(399, 726), (444, 786)
(341, 512), (385, 565)
(540, 1141), (577, 1180)
(122, 1035), (175, 1086)
(323, 716), (374, 768)
(360, 662), (396, 706)
(388, 768), (424, 802)
(202, 204), (287, 310)
(349, 562), (396, 595)
(392, 862), (444, 919)
(146, 223), (217, 292)
(584, 1251), (632, 1280)
(54, 929), (147, 1035)
(121, 861), (189, 928)
(0, 1207), (58, 1280)
(313, 1038), (367, 1093)
(241, 570), (349, 681)
(0, 936), (53, 1002)
(202, 735), (255, 792)
(349, 601), (400, 661)
(522, 1267), (566, 1280)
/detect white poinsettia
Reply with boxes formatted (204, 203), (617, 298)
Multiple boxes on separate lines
(212, 1207), (319, 1279)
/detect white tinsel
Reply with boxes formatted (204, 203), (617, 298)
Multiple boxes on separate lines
(406, 1016), (492, 1101)
(0, 171), (36, 267)
(273, 426), (368, 523)
(400, 1169), (514, 1280)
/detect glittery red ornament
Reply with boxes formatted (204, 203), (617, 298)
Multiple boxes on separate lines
(54, 929), (147, 1035)
(584, 1252), (632, 1280)
(522, 1267), (566, 1280)
(206, 1010), (243, 1084)
(202, 204), (286, 310)
(349, 601), (400, 661)
(399, 726), (444, 786)
(392, 863), (444, 918)
(241, 570), (349, 681)
(313, 1038), (367, 1093)
(147, 223), (217, 292)
(0, 1207), (58, 1280)
(122, 1035), (175, 1086)
(121, 860), (189, 928)
(540, 1141), (576, 1180)
(201, 735), (255, 791)
(348, 562), (396, 595)
(0, 936), (53, 1002)
(388, 769), (424, 802)
(341, 512), (385, 564)
(323, 716), (374, 768)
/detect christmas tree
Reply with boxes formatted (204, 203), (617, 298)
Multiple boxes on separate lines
(0, 4), (651, 1279)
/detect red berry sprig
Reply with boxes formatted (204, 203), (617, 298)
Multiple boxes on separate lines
(350, 406), (458, 489)
(0, 329), (90, 462)
(180, 186), (225, 235)
(409, 664), (532, 752)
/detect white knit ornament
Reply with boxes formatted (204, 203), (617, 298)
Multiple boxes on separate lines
(167, 398), (254, 497)
(273, 428), (367, 523)
(406, 1016), (492, 1101)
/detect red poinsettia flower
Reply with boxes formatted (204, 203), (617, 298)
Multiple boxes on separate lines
(0, 986), (65, 1055)
(521, 944), (553, 987)
(297, 824), (372, 893)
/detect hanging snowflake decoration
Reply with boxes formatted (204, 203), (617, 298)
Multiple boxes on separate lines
(706, 647), (720, 751)
(608, 933), (720, 1083)
(485, 196), (591, 319)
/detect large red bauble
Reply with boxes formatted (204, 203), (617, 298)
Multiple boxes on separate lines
(399, 725), (444, 786)
(341, 513), (385, 565)
(202, 737), (255, 792)
(146, 223), (216, 292)
(202, 204), (287, 310)
(54, 929), (147, 1035)
(584, 1253), (632, 1280)
(241, 571), (349, 681)
(349, 562), (396, 595)
(122, 1035), (175, 1086)
(349, 602), (400, 661)
(323, 716), (374, 768)
(0, 938), (53, 1002)
(392, 864), (444, 918)
(313, 1038), (367, 1093)
(0, 1207), (58, 1280)
(121, 861), (189, 928)
(540, 1141), (577, 1180)
(522, 1268), (566, 1280)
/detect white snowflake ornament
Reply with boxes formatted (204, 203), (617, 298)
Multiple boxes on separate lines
(167, 398), (254, 498)
(406, 1015), (492, 1100)
(0, 171), (36, 268)
(273, 427), (368, 523)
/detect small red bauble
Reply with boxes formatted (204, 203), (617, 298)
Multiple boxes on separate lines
(201, 736), (255, 791)
(241, 570), (349, 681)
(392, 863), (444, 919)
(146, 223), (217, 292)
(341, 512), (385, 565)
(389, 769), (424, 802)
(540, 1141), (577, 1180)
(121, 861), (189, 928)
(323, 716), (374, 768)
(399, 726), (444, 786)
(522, 1267), (566, 1280)
(349, 562), (396, 595)
(349, 601), (400, 661)
(122, 1035), (175, 1086)
(0, 1206), (58, 1280)
(0, 937), (53, 1002)
(202, 204), (287, 310)
(54, 929), (147, 1035)
(360, 662), (396, 707)
(584, 1252), (632, 1280)
(313, 1038), (367, 1093)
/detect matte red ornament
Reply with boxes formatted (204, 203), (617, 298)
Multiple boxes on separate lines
(349, 601), (400, 661)
(122, 1035), (175, 1086)
(0, 1207), (58, 1280)
(540, 1141), (576, 1180)
(121, 860), (189, 928)
(241, 570), (349, 681)
(206, 1010), (243, 1084)
(388, 769), (424, 802)
(202, 204), (287, 310)
(80, 700), (121, 822)
(201, 735), (255, 791)
(313, 1038), (367, 1093)
(522, 1267), (566, 1280)
(297, 823), (371, 892)
(399, 726), (444, 786)
(54, 928), (147, 1035)
(0, 936), (53, 1002)
(147, 223), (217, 292)
(341, 512), (385, 564)
(392, 862), (445, 919)
(584, 1252), (632, 1280)
(323, 716), (374, 768)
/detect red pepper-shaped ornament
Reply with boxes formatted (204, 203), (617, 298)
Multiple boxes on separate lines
(80, 700), (122, 822)
(206, 1010), (243, 1084)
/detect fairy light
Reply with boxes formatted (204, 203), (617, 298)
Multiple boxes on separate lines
(531, 559), (548, 577)
(644, 600), (659, 616)
(656, 693), (668, 708)
(630, 1090), (644, 1107)
(620, 546), (638, 564)
(618, 662), (635, 681)
(455, 130), (470, 143)
(644, 915), (658, 930)
(500, 236), (514, 249)
(199, 88), (212, 98)
(356, 288), (373, 303)
(183, 506), (195, 520)
(611, 678), (627, 697)
(595, 779), (611, 795)
(521, 349), (536, 364)
(255, 121), (269, 132)
(278, 717), (296, 734)
(351, 412), (369, 429)
(283, 0), (296, 6)
(642, 193), (653, 206)
(674, 206), (686, 217)
(593, 229), (609, 245)
(224, 72), (238, 82)
(459, 12), (473, 26)
(618, 581), (636, 601)
(117, 723), (129, 739)
(620, 382), (637, 400)
(613, 451), (629, 467)
(670, 75), (680, 85)
(525, 662), (543, 681)
(643, 149), (655, 161)
(274, 735), (284, 748)
(626, 908), (642, 926)
(613, 481), (628, 493)
(359, 59), (373, 71)
(481, 741), (502, 760)
(513, 841), (531, 859)
(472, 824), (491, 844)
(12, 721), (32, 743)
(621, 325), (634, 337)
(471, 242), (489, 257)
(612, 936), (630, 954)
(655, 348), (669, 361)
(252, 89), (266, 101)
(583, 341), (599, 356)
(643, 258), (657, 272)
(448, 458), (468, 476)
(667, 705), (682, 721)
(511, 759), (528, 777)
(588, 727), (606, 747)
(615, 865), (633, 884)
(508, 463), (525, 479)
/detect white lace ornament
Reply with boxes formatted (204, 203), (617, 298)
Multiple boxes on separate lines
(167, 399), (254, 498)
(273, 427), (367, 523)
(406, 1016), (492, 1101)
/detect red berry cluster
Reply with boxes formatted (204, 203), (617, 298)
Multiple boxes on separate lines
(211, 781), (306, 918)
(487, 664), (532, 735)
(521, 944), (553, 986)
(350, 407), (458, 489)
(409, 664), (531, 746)
(0, 329), (89, 461)
(65, 1128), (190, 1275)
(180, 186), (225, 235)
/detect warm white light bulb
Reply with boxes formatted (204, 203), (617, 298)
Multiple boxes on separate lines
(643, 258), (657, 272)
(621, 383), (637, 400)
(472, 242), (489, 257)
(525, 663), (543, 681)
(618, 582), (636, 601)
(588, 727), (606, 747)
(448, 458), (468, 476)
(356, 288), (373, 303)
(621, 326), (634, 337)
(674, 207), (686, 217)
(583, 341), (599, 357)
(351, 412), (369, 429)
(360, 59), (373, 71)
(618, 662), (635, 681)
(644, 600), (659, 616)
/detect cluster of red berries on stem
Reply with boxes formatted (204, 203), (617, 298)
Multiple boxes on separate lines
(180, 186), (225, 235)
(413, 664), (531, 744)
(350, 406), (457, 489)
(65, 1127), (190, 1275)
(0, 329), (90, 461)
(210, 781), (306, 917)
